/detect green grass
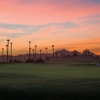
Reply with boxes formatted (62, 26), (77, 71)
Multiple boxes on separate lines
(0, 63), (100, 100)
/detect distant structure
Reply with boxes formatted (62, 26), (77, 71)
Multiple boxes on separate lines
(45, 49), (99, 64)
(45, 55), (99, 64)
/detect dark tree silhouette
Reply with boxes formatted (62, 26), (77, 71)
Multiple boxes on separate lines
(29, 41), (31, 61)
(83, 49), (91, 56)
(52, 45), (54, 57)
(2, 48), (4, 62)
(45, 47), (48, 58)
(73, 50), (78, 56)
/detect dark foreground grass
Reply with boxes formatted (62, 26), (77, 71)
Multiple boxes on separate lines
(0, 63), (100, 100)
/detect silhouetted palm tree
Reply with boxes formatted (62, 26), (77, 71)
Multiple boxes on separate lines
(86, 49), (91, 55)
(6, 44), (8, 63)
(10, 42), (12, 62)
(73, 50), (78, 56)
(52, 45), (54, 57)
(29, 41), (31, 61)
(7, 39), (10, 62)
(7, 39), (10, 46)
(83, 49), (91, 56)
(2, 48), (4, 62)
(40, 50), (42, 59)
(45, 47), (48, 58)
(35, 45), (37, 61)
(32, 49), (34, 62)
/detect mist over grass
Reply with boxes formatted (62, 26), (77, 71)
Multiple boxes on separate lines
(0, 63), (100, 100)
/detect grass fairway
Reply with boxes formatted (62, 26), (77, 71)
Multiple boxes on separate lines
(0, 63), (100, 100)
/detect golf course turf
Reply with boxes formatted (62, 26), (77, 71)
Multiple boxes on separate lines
(0, 63), (100, 100)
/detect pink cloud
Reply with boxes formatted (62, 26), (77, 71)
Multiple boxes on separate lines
(65, 24), (100, 36)
(0, 28), (25, 34)
(0, 0), (100, 25)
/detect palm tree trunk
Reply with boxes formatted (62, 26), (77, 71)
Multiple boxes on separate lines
(2, 48), (4, 63)
(29, 41), (31, 62)
(10, 43), (12, 63)
(6, 45), (8, 63)
(35, 45), (37, 61)
(32, 49), (34, 62)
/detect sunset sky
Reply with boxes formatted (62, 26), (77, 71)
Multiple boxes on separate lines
(0, 0), (100, 55)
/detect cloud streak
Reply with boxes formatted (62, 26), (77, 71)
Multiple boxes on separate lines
(0, 28), (25, 34)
